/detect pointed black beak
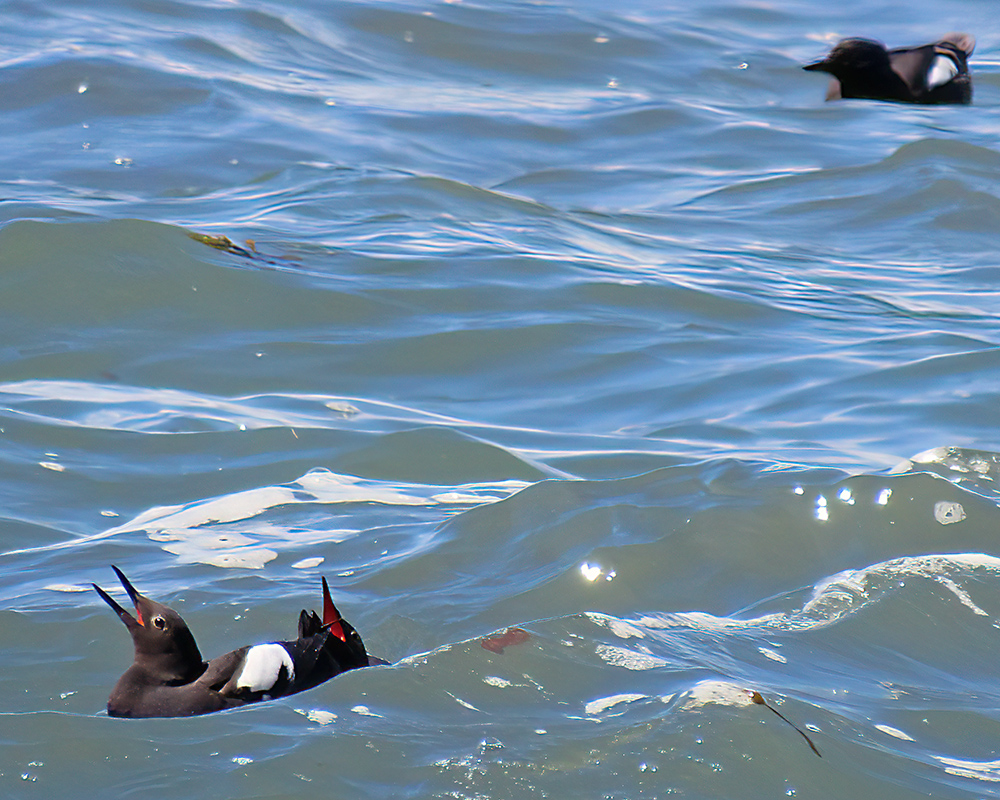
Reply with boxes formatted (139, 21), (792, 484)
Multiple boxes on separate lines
(111, 565), (143, 609)
(92, 565), (143, 628)
(803, 60), (828, 72)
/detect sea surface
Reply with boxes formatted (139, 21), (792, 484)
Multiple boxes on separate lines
(3, 0), (1000, 797)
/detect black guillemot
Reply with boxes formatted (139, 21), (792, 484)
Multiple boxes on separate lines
(93, 566), (383, 718)
(804, 33), (974, 104)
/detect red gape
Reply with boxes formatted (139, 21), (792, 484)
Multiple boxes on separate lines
(321, 576), (347, 642)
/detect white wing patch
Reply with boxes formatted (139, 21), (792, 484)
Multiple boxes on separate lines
(236, 643), (295, 691)
(927, 55), (959, 89)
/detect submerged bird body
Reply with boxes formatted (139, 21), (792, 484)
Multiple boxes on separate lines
(804, 33), (974, 104)
(93, 566), (376, 718)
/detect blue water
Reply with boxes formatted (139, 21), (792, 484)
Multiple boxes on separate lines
(3, 0), (1000, 797)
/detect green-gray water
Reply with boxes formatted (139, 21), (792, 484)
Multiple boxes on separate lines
(3, 1), (1000, 797)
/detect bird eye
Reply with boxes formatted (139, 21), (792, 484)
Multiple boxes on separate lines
(153, 616), (166, 629)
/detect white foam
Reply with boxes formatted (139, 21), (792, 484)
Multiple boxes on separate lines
(594, 644), (669, 671)
(588, 554), (1000, 644)
(3, 467), (530, 567)
(585, 612), (649, 638)
(351, 704), (385, 717)
(680, 680), (754, 710)
(585, 693), (646, 716)
(934, 755), (1000, 783)
(875, 724), (914, 741)
(934, 500), (966, 525)
(802, 553), (1000, 626)
(295, 708), (338, 726)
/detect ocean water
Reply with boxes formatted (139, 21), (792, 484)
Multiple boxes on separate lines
(3, 0), (1000, 797)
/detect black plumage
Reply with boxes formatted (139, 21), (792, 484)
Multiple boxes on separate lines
(803, 33), (974, 104)
(93, 566), (380, 718)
